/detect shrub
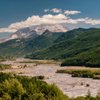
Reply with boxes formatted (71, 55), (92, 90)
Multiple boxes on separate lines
(0, 73), (69, 100)
(0, 64), (11, 70)
(57, 69), (100, 79)
(93, 75), (100, 79)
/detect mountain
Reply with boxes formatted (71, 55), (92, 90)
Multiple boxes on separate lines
(0, 27), (38, 43)
(27, 28), (100, 67)
(0, 24), (67, 43)
(0, 30), (63, 58)
(10, 27), (38, 39)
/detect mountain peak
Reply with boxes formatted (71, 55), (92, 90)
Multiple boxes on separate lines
(31, 24), (68, 35)
(0, 24), (68, 43)
(42, 29), (52, 35)
(10, 27), (38, 39)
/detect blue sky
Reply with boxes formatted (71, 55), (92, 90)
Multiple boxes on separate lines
(0, 0), (100, 38)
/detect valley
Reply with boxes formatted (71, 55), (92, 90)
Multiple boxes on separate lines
(1, 1), (100, 99)
(0, 58), (100, 98)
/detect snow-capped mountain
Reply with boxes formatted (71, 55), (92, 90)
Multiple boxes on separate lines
(0, 24), (68, 43)
(9, 24), (68, 40)
(0, 27), (38, 43)
(10, 27), (38, 39)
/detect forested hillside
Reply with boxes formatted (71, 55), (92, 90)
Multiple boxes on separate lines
(27, 28), (100, 67)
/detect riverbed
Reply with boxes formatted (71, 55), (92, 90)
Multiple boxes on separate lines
(1, 59), (100, 97)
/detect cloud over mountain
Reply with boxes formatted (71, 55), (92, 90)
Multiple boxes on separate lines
(0, 8), (100, 33)
(0, 14), (78, 33)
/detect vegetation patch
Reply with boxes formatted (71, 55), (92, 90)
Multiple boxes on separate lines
(34, 75), (45, 80)
(93, 75), (100, 79)
(0, 64), (12, 70)
(0, 72), (69, 100)
(56, 69), (100, 79)
(0, 73), (100, 99)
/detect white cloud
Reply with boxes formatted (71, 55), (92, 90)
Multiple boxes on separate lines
(50, 8), (62, 13)
(64, 10), (81, 15)
(0, 14), (70, 33)
(76, 17), (100, 25)
(44, 9), (49, 12)
(0, 10), (100, 33)
(84, 18), (100, 25)
(0, 28), (17, 33)
(8, 14), (69, 28)
(44, 8), (81, 15)
(44, 8), (62, 13)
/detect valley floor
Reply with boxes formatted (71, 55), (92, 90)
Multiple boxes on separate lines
(0, 58), (100, 98)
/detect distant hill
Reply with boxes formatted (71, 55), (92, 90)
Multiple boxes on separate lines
(27, 28), (100, 67)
